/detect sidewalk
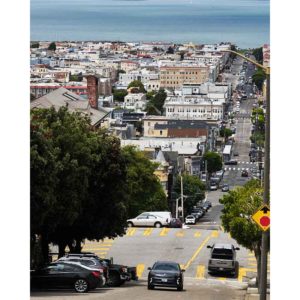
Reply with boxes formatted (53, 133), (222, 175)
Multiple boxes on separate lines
(244, 277), (270, 300)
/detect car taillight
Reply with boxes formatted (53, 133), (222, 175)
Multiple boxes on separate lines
(92, 271), (101, 278)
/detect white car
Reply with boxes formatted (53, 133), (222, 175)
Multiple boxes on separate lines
(127, 212), (170, 228)
(185, 215), (196, 225)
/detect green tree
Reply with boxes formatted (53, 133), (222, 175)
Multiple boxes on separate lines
(252, 47), (263, 64)
(203, 152), (223, 175)
(173, 175), (205, 216)
(31, 42), (40, 48)
(145, 89), (167, 114)
(219, 179), (268, 288)
(116, 69), (126, 80)
(122, 146), (168, 218)
(219, 128), (233, 141)
(69, 74), (83, 82)
(127, 80), (146, 93)
(113, 89), (128, 102)
(252, 69), (266, 91)
(48, 42), (56, 51)
(166, 46), (174, 54)
(146, 90), (156, 101)
(31, 107), (129, 261)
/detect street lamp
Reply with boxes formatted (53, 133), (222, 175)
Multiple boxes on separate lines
(222, 49), (270, 300)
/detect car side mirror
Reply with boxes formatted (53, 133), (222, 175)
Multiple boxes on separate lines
(148, 267), (152, 270)
(207, 245), (212, 249)
(235, 247), (240, 250)
(181, 269), (185, 272)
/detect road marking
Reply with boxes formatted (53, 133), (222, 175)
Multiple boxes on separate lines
(248, 257), (256, 262)
(196, 265), (205, 279)
(180, 264), (185, 270)
(143, 228), (153, 236)
(246, 162), (249, 164)
(83, 247), (110, 251)
(136, 264), (145, 278)
(194, 231), (201, 238)
(176, 230), (185, 237)
(237, 168), (240, 171)
(218, 277), (226, 281)
(126, 228), (136, 236)
(233, 168), (236, 171)
(238, 268), (247, 282)
(159, 228), (170, 236)
(183, 236), (211, 270)
(211, 230), (219, 238)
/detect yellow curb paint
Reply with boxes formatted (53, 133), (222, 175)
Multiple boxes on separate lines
(183, 236), (211, 270)
(159, 228), (170, 236)
(218, 277), (226, 281)
(248, 257), (256, 261)
(238, 268), (247, 282)
(228, 233), (232, 239)
(136, 264), (145, 278)
(196, 265), (205, 279)
(176, 230), (184, 237)
(194, 231), (201, 238)
(211, 230), (219, 238)
(220, 226), (225, 232)
(82, 248), (110, 251)
(143, 228), (153, 236)
(126, 228), (136, 236)
(180, 264), (185, 270)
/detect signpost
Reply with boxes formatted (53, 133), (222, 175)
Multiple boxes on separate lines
(252, 205), (270, 231)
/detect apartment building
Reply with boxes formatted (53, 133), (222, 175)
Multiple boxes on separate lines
(164, 95), (224, 120)
(160, 63), (210, 89)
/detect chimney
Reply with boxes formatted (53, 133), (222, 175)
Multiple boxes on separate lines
(85, 75), (99, 109)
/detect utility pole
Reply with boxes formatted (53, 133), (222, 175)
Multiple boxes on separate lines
(175, 197), (179, 219)
(181, 175), (184, 221)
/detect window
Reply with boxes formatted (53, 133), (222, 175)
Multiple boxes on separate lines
(160, 130), (163, 135)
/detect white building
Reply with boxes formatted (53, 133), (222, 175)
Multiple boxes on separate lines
(164, 95), (224, 120)
(123, 93), (147, 111)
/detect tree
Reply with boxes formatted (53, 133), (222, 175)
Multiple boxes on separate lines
(113, 89), (128, 102)
(69, 73), (83, 82)
(31, 107), (129, 262)
(48, 42), (56, 51)
(127, 80), (146, 93)
(203, 152), (223, 175)
(252, 47), (263, 64)
(219, 128), (233, 141)
(146, 90), (156, 101)
(31, 42), (40, 48)
(230, 44), (238, 59)
(166, 46), (174, 54)
(146, 88), (167, 114)
(116, 69), (126, 80)
(173, 175), (205, 216)
(219, 179), (268, 288)
(252, 69), (266, 91)
(121, 146), (168, 218)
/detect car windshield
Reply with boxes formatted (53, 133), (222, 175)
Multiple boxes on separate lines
(153, 263), (179, 271)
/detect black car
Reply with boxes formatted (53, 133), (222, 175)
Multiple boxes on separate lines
(31, 261), (101, 293)
(241, 170), (249, 177)
(148, 261), (184, 291)
(57, 256), (106, 287)
(169, 218), (182, 228)
(224, 159), (238, 165)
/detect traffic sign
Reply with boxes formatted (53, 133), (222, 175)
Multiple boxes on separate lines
(252, 205), (270, 231)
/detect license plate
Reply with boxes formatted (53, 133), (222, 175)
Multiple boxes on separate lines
(219, 268), (224, 271)
(161, 278), (168, 282)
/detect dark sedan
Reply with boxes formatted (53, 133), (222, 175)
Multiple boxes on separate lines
(148, 261), (184, 291)
(31, 261), (102, 293)
(224, 159), (238, 165)
(169, 218), (182, 228)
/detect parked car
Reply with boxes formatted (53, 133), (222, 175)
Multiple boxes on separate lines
(148, 261), (184, 291)
(241, 170), (249, 177)
(215, 170), (224, 177)
(127, 212), (170, 228)
(190, 209), (204, 220)
(221, 184), (230, 192)
(185, 215), (196, 225)
(200, 202), (211, 212)
(57, 256), (106, 287)
(169, 218), (182, 228)
(64, 253), (136, 287)
(224, 159), (238, 165)
(210, 183), (218, 191)
(31, 261), (102, 293)
(207, 244), (240, 277)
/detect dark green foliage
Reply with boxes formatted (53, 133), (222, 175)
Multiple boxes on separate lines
(31, 42), (40, 48)
(127, 80), (146, 93)
(203, 152), (223, 174)
(48, 42), (56, 51)
(145, 89), (167, 114)
(113, 89), (128, 102)
(219, 128), (233, 139)
(252, 69), (266, 91)
(122, 146), (168, 218)
(252, 47), (263, 64)
(173, 175), (206, 216)
(166, 46), (174, 54)
(69, 74), (83, 82)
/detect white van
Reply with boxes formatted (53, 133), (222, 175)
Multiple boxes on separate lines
(127, 211), (172, 228)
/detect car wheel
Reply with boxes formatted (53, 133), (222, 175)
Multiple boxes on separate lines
(74, 279), (89, 293)
(177, 283), (183, 291)
(154, 222), (162, 228)
(107, 272), (121, 287)
(127, 222), (133, 228)
(148, 283), (154, 290)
